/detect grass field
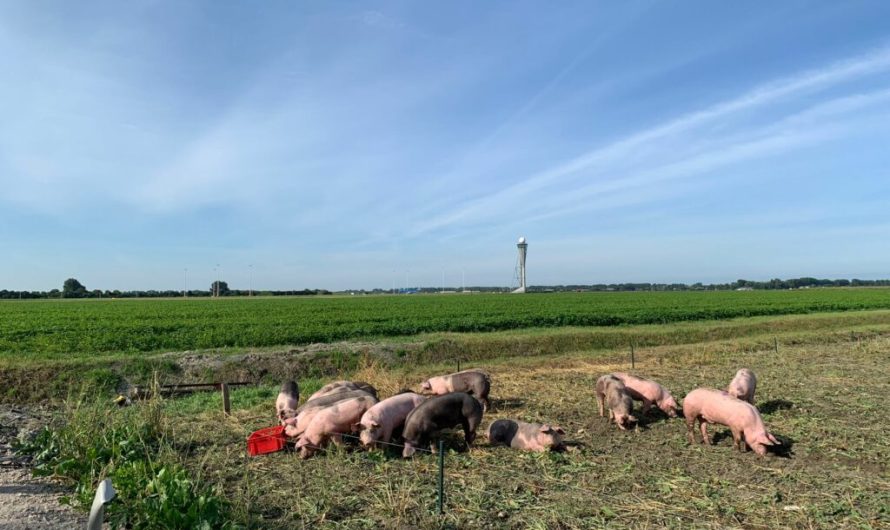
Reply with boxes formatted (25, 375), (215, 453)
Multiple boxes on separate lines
(9, 294), (890, 528)
(158, 317), (889, 528)
(3, 289), (890, 359)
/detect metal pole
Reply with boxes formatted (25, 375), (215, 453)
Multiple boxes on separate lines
(437, 440), (445, 515)
(457, 360), (460, 373)
(631, 343), (635, 369)
(774, 337), (778, 354)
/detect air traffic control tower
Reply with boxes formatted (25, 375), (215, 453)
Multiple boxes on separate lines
(512, 236), (528, 293)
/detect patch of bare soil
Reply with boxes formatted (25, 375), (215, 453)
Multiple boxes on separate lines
(0, 406), (85, 530)
(162, 340), (425, 384)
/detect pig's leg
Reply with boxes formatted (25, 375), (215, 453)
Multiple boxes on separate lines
(641, 399), (652, 416)
(330, 433), (345, 446)
(428, 435), (438, 454)
(730, 428), (742, 451)
(481, 397), (490, 412)
(462, 418), (477, 447)
(686, 417), (697, 445)
(597, 393), (605, 417)
(699, 420), (711, 445)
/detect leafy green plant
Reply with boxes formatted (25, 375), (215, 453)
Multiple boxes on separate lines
(108, 462), (235, 530)
(15, 394), (237, 529)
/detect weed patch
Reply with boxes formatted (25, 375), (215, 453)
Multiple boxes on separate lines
(15, 390), (238, 529)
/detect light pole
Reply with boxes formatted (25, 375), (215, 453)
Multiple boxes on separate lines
(184, 268), (188, 298)
(249, 264), (253, 297)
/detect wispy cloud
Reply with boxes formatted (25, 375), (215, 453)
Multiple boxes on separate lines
(410, 45), (890, 236)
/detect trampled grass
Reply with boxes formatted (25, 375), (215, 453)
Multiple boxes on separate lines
(4, 289), (890, 358)
(160, 323), (890, 529)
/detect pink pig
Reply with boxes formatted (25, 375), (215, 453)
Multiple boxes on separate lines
(727, 368), (757, 405)
(612, 372), (679, 417)
(307, 381), (359, 402)
(486, 419), (565, 452)
(275, 381), (300, 425)
(683, 388), (779, 456)
(283, 405), (326, 439)
(420, 370), (491, 411)
(595, 375), (637, 430)
(355, 392), (427, 449)
(295, 395), (377, 458)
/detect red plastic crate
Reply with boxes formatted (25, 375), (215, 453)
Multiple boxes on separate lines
(247, 425), (286, 456)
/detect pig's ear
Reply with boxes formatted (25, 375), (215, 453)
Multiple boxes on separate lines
(421, 381), (431, 390)
(351, 423), (363, 432)
(767, 433), (780, 445)
(539, 425), (551, 433)
(554, 426), (565, 435)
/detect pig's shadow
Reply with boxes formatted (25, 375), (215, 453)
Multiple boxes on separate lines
(769, 434), (795, 458)
(711, 430), (795, 458)
(634, 411), (678, 429)
(759, 400), (794, 415)
(490, 398), (526, 410)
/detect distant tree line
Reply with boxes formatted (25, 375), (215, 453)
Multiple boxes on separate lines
(344, 277), (890, 295)
(2, 276), (889, 300)
(0, 278), (331, 299)
(528, 277), (890, 292)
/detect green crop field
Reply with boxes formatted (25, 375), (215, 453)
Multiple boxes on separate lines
(3, 289), (890, 358)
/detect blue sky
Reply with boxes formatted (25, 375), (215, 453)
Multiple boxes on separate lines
(3, 1), (890, 291)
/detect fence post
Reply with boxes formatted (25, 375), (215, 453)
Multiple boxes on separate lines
(221, 383), (231, 415)
(773, 337), (778, 354)
(630, 343), (635, 369)
(437, 440), (445, 515)
(457, 360), (460, 373)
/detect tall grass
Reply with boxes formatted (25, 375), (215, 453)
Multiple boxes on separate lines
(15, 385), (238, 529)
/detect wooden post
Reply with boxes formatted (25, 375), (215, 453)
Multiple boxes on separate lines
(773, 337), (778, 354)
(221, 383), (231, 415)
(630, 343), (635, 369)
(457, 360), (461, 373)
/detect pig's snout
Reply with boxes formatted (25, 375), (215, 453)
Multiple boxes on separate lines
(618, 415), (638, 430)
